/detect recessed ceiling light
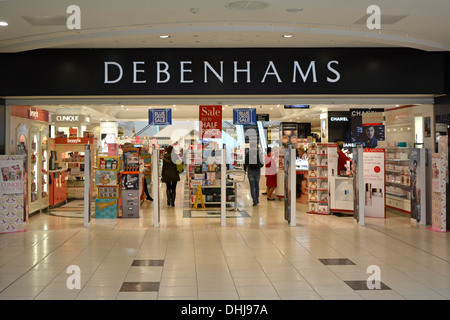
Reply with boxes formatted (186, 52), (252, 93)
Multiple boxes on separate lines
(286, 8), (303, 12)
(0, 21), (8, 27)
(283, 34), (293, 38)
(159, 35), (170, 39)
(225, 1), (270, 10)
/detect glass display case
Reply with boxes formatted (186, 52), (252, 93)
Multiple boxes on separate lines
(29, 128), (39, 209)
(41, 130), (49, 203)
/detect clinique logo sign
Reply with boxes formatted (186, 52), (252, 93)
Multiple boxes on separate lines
(104, 60), (341, 84)
(55, 115), (90, 123)
(56, 115), (79, 122)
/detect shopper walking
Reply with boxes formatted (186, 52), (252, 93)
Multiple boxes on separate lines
(244, 147), (264, 206)
(264, 147), (277, 201)
(161, 145), (180, 207)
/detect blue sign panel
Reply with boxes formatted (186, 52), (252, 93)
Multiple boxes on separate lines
(233, 108), (257, 125)
(149, 108), (172, 125)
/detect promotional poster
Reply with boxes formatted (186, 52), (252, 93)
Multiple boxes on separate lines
(363, 149), (385, 218)
(431, 153), (448, 232)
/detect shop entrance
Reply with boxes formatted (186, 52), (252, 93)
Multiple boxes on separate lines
(5, 101), (436, 229)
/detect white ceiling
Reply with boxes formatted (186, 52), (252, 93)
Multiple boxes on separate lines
(32, 103), (409, 128)
(0, 0), (449, 53)
(2, 1), (443, 126)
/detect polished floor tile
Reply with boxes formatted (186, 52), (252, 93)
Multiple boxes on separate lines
(0, 178), (449, 300)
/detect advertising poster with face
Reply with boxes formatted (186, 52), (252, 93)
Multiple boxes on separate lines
(350, 108), (385, 148)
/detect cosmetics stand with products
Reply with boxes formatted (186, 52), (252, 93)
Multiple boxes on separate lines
(307, 142), (331, 215)
(95, 155), (121, 219)
(383, 146), (411, 213)
(0, 155), (26, 233)
(51, 137), (97, 201)
(327, 144), (354, 214)
(121, 146), (144, 218)
(187, 140), (235, 207)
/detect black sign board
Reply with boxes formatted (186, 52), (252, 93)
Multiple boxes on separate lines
(0, 48), (446, 96)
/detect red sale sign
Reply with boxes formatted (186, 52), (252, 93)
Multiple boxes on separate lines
(199, 105), (222, 139)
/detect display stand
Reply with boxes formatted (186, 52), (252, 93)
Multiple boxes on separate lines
(51, 137), (97, 201)
(363, 148), (386, 218)
(385, 146), (411, 213)
(328, 144), (354, 214)
(410, 148), (426, 225)
(431, 152), (449, 232)
(152, 145), (160, 227)
(0, 155), (26, 233)
(307, 142), (330, 215)
(283, 147), (296, 226)
(84, 145), (91, 227)
(95, 155), (121, 219)
(121, 147), (141, 218)
(12, 108), (50, 217)
(353, 146), (365, 225)
(188, 140), (234, 207)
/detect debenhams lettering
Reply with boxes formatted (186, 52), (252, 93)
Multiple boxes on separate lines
(104, 60), (341, 84)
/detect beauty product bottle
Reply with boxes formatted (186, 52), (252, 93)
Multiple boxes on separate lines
(365, 183), (372, 206)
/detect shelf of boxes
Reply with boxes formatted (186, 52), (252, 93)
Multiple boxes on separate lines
(187, 141), (235, 206)
(95, 156), (121, 219)
(307, 142), (330, 215)
(384, 147), (411, 213)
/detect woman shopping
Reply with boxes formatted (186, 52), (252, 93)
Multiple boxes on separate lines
(264, 147), (277, 201)
(161, 145), (180, 207)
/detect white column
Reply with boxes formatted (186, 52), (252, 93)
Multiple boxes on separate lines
(221, 144), (226, 227)
(84, 145), (91, 228)
(289, 146), (296, 226)
(152, 145), (160, 227)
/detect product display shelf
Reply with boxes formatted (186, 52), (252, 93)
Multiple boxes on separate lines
(41, 135), (49, 201)
(121, 146), (145, 218)
(95, 155), (121, 219)
(28, 126), (50, 214)
(384, 147), (411, 213)
(30, 132), (38, 206)
(52, 138), (97, 201)
(188, 141), (235, 207)
(307, 142), (330, 215)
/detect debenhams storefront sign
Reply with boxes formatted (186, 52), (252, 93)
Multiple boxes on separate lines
(0, 48), (446, 96)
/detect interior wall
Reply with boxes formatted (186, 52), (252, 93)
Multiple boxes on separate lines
(0, 99), (5, 155)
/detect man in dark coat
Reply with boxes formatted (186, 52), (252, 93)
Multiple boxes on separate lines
(161, 145), (180, 207)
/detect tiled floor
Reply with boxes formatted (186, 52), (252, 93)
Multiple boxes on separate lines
(0, 178), (449, 300)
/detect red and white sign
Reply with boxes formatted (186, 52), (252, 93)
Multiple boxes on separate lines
(199, 105), (222, 139)
(108, 143), (119, 156)
(363, 148), (385, 218)
(11, 105), (49, 122)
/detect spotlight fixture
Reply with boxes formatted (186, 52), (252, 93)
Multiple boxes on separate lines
(0, 21), (8, 27)
(159, 35), (170, 39)
(283, 34), (293, 38)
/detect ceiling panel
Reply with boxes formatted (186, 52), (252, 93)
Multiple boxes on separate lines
(0, 0), (449, 52)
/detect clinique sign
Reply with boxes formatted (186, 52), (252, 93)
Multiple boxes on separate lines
(104, 60), (341, 84)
